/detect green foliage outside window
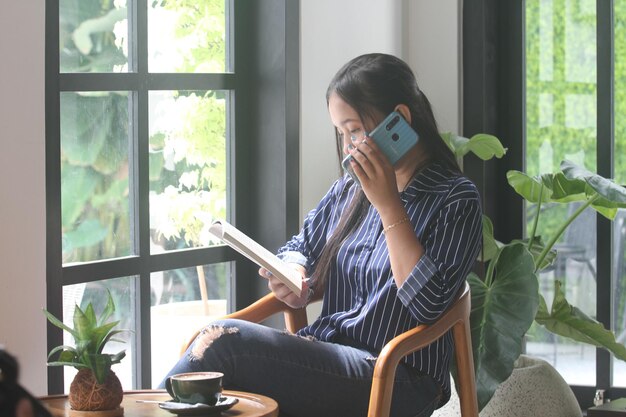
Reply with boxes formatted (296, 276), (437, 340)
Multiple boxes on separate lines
(59, 0), (228, 308)
(60, 0), (226, 255)
(525, 1), (626, 345)
(526, 0), (626, 221)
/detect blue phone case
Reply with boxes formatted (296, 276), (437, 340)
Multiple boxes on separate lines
(342, 111), (419, 184)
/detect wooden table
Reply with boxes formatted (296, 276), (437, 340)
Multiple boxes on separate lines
(40, 390), (278, 417)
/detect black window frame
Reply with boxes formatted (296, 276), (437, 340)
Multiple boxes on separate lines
(45, 0), (299, 393)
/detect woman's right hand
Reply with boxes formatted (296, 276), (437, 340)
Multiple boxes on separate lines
(259, 265), (309, 309)
(348, 136), (402, 212)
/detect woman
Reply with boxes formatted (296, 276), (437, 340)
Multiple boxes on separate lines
(163, 53), (482, 417)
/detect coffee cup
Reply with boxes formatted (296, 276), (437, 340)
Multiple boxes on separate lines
(165, 371), (224, 406)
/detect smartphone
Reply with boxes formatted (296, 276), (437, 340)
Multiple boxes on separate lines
(341, 111), (419, 185)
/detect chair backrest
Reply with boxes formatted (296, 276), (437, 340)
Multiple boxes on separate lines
(368, 281), (478, 417)
(447, 283), (478, 417)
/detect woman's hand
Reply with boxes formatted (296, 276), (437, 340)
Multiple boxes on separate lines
(349, 136), (425, 287)
(348, 137), (402, 213)
(259, 264), (309, 309)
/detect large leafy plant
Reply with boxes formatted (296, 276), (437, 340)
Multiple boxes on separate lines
(442, 133), (626, 410)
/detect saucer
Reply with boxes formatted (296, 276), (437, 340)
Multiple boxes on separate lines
(158, 396), (238, 415)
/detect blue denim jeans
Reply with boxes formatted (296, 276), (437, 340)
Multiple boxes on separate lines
(160, 319), (441, 417)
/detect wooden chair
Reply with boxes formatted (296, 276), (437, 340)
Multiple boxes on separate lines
(182, 281), (478, 417)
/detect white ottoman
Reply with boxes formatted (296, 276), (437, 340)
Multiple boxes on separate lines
(433, 355), (582, 417)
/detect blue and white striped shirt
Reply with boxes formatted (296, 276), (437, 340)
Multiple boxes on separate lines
(277, 162), (482, 403)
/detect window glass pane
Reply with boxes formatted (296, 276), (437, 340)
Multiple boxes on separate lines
(149, 90), (227, 253)
(150, 263), (231, 387)
(60, 0), (129, 73)
(62, 277), (137, 391)
(525, 0), (597, 385)
(148, 0), (227, 73)
(61, 92), (132, 264)
(616, 2), (626, 186)
(613, 0), (626, 387)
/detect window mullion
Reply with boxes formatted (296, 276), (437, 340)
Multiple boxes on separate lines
(133, 0), (151, 389)
(45, 0), (65, 395)
(136, 0), (148, 75)
(596, 0), (615, 392)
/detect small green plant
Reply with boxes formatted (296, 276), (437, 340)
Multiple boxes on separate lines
(43, 290), (127, 411)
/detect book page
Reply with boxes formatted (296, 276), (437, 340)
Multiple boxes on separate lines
(208, 220), (303, 296)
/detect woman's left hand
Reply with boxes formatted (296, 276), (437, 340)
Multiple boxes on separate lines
(259, 264), (309, 309)
(348, 137), (402, 212)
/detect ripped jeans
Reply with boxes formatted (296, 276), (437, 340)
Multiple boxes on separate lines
(159, 319), (441, 417)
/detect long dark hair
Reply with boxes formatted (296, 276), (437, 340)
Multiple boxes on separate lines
(310, 53), (460, 292)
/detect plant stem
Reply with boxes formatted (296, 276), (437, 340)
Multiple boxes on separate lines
(527, 184), (544, 250)
(534, 195), (599, 272)
(485, 249), (499, 287)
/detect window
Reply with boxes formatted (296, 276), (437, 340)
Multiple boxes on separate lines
(46, 0), (300, 392)
(524, 0), (626, 396)
(524, 0), (599, 386)
(464, 0), (626, 406)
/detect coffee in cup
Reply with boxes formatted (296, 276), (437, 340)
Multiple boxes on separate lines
(165, 371), (224, 405)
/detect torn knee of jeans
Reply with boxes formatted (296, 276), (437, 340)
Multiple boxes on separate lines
(280, 330), (316, 342)
(365, 356), (378, 361)
(189, 325), (239, 361)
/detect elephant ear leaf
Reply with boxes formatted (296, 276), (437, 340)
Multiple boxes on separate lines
(461, 133), (507, 161)
(480, 215), (501, 262)
(544, 172), (587, 202)
(535, 280), (626, 361)
(440, 132), (507, 160)
(468, 242), (539, 410)
(561, 160), (626, 219)
(509, 236), (556, 271)
(507, 171), (554, 203)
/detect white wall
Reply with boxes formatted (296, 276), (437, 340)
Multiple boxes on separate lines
(300, 0), (462, 218)
(0, 0), (461, 395)
(0, 1), (47, 396)
(406, 0), (463, 136)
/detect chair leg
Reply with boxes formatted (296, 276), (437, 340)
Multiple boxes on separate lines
(453, 320), (479, 417)
(367, 371), (396, 417)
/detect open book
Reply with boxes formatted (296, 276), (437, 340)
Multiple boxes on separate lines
(208, 220), (303, 297)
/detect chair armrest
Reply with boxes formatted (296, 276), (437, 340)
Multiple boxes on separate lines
(227, 289), (323, 332)
(180, 290), (324, 356)
(368, 283), (473, 417)
(226, 292), (289, 323)
(375, 310), (463, 379)
(368, 322), (456, 417)
(230, 292), (312, 333)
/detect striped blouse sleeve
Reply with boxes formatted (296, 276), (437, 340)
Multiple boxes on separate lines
(396, 179), (483, 323)
(277, 177), (349, 272)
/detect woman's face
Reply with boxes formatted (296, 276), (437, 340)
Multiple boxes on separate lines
(328, 92), (377, 155)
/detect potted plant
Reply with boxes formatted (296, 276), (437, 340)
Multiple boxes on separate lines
(442, 134), (626, 410)
(43, 290), (127, 414)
